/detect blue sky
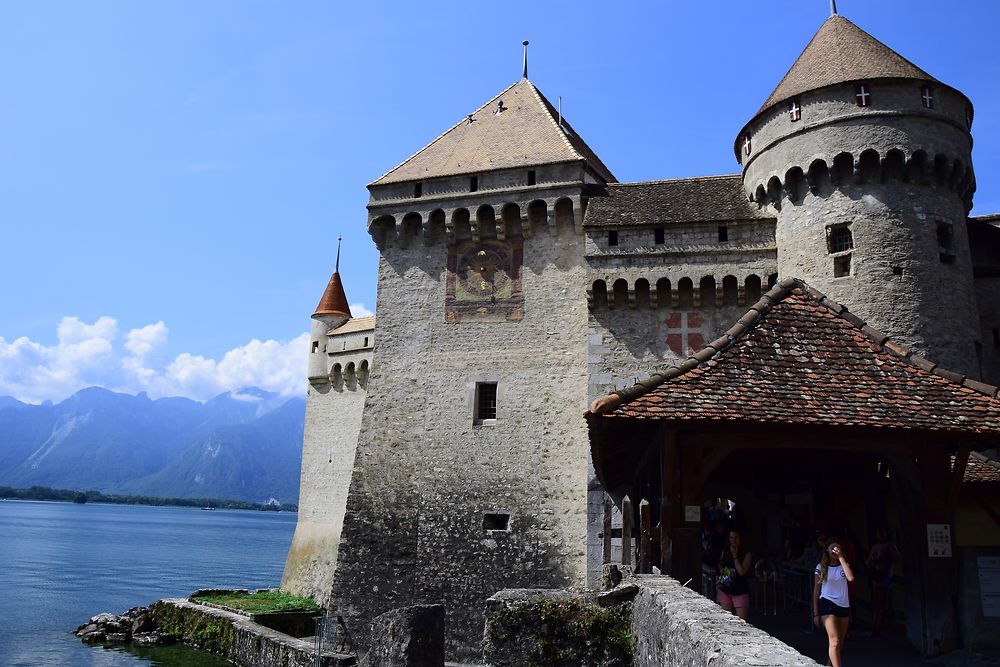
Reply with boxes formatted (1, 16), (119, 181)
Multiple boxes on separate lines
(1, 1), (998, 403)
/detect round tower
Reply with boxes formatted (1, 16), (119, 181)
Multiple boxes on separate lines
(308, 242), (353, 384)
(736, 13), (981, 377)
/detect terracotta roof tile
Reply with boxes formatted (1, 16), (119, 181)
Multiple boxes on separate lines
(960, 452), (1000, 484)
(370, 79), (614, 186)
(593, 279), (1000, 436)
(313, 271), (351, 321)
(583, 175), (772, 228)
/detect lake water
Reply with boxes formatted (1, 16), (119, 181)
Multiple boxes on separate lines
(0, 499), (298, 666)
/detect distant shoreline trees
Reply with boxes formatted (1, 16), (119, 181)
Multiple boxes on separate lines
(0, 485), (297, 512)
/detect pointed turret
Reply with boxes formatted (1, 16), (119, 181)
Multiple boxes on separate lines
(313, 239), (352, 331)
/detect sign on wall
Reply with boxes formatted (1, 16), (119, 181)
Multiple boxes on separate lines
(926, 523), (952, 558)
(446, 240), (524, 323)
(979, 557), (1000, 618)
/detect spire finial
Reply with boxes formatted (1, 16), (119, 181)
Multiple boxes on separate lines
(522, 40), (529, 79)
(336, 236), (342, 273)
(830, 0), (838, 16)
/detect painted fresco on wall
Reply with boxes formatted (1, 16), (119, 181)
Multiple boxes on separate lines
(665, 311), (707, 356)
(446, 239), (524, 323)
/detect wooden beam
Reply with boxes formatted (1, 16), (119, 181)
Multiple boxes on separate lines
(602, 494), (612, 565)
(621, 495), (633, 567)
(639, 499), (652, 574)
(950, 443), (971, 505)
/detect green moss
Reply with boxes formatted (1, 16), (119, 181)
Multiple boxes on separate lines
(191, 590), (321, 615)
(485, 597), (634, 666)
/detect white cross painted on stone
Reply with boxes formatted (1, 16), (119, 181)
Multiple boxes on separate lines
(665, 311), (706, 357)
(743, 135), (752, 156)
(922, 87), (934, 109)
(789, 101), (801, 121)
(856, 85), (871, 107)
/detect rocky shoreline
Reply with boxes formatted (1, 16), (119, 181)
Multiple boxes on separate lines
(74, 605), (176, 647)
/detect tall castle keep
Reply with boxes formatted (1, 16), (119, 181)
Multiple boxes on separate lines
(283, 12), (1000, 660)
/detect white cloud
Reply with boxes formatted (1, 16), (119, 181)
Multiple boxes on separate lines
(0, 316), (311, 404)
(350, 302), (374, 318)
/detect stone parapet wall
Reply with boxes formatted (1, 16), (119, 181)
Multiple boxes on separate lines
(150, 599), (355, 667)
(628, 576), (819, 667)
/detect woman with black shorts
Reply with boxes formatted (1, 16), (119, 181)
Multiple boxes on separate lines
(813, 540), (855, 667)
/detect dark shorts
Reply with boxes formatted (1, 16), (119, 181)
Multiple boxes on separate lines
(819, 597), (850, 618)
(870, 568), (893, 587)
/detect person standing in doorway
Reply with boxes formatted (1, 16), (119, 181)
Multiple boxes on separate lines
(813, 540), (855, 667)
(865, 527), (900, 637)
(717, 529), (753, 620)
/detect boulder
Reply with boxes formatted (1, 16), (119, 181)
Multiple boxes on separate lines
(365, 604), (444, 667)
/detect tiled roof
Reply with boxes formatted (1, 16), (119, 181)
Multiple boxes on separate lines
(757, 15), (936, 115)
(313, 271), (351, 321)
(583, 175), (772, 228)
(331, 315), (376, 336)
(590, 278), (1000, 436)
(961, 452), (1000, 484)
(370, 79), (615, 186)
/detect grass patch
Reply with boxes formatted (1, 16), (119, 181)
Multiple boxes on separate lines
(191, 590), (321, 615)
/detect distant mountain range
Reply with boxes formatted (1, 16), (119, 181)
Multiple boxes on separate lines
(0, 387), (305, 504)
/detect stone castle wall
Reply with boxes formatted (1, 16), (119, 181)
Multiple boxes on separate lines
(329, 222), (590, 661)
(282, 323), (372, 603)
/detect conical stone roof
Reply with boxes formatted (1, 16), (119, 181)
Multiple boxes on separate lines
(370, 78), (614, 185)
(756, 15), (936, 115)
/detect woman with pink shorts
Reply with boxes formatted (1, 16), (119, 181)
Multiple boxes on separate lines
(716, 529), (753, 620)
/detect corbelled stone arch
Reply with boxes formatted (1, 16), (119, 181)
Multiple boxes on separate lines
(784, 166), (807, 204)
(589, 279), (608, 310)
(612, 278), (629, 309)
(554, 197), (576, 234)
(331, 363), (343, 390)
(677, 277), (694, 308)
(906, 150), (929, 185)
(933, 153), (951, 186)
(807, 158), (832, 196)
(368, 214), (396, 249)
(358, 359), (370, 388)
(700, 275), (717, 307)
(722, 275), (738, 306)
(527, 199), (548, 233)
(882, 149), (906, 182)
(766, 176), (783, 210)
(451, 208), (472, 241)
(426, 209), (447, 245)
(634, 278), (651, 309)
(858, 149), (881, 184)
(345, 362), (356, 390)
(754, 183), (767, 205)
(500, 202), (522, 239)
(475, 204), (496, 241)
(947, 159), (965, 190)
(831, 152), (855, 186)
(399, 212), (422, 248)
(655, 278), (670, 309)
(744, 274), (763, 303)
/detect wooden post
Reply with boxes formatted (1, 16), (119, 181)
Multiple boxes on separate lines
(950, 443), (971, 505)
(659, 497), (672, 575)
(677, 436), (703, 590)
(603, 494), (613, 564)
(662, 430), (679, 575)
(621, 495), (633, 567)
(639, 499), (652, 574)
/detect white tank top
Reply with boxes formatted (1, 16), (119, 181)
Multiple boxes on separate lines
(816, 563), (850, 607)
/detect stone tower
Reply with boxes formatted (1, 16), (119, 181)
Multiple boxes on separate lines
(736, 13), (982, 378)
(282, 261), (375, 601)
(327, 76), (615, 659)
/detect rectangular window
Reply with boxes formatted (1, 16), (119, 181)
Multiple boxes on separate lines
(414, 182), (422, 198)
(789, 99), (801, 122)
(527, 170), (536, 186)
(834, 254), (852, 278)
(363, 336), (369, 347)
(654, 228), (665, 245)
(921, 86), (935, 109)
(937, 223), (953, 250)
(828, 225), (854, 253)
(608, 231), (619, 247)
(311, 341), (319, 353)
(470, 176), (478, 192)
(718, 226), (729, 242)
(475, 382), (497, 422)
(483, 513), (510, 532)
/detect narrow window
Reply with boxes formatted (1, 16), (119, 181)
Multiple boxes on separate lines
(363, 336), (369, 347)
(921, 86), (934, 109)
(892, 266), (903, 276)
(993, 328), (999, 348)
(527, 170), (536, 186)
(608, 230), (619, 247)
(743, 135), (752, 156)
(834, 254), (852, 278)
(654, 228), (665, 245)
(718, 226), (729, 243)
(828, 226), (854, 253)
(938, 223), (955, 263)
(311, 341), (319, 353)
(789, 99), (801, 122)
(470, 176), (478, 192)
(414, 182), (422, 198)
(855, 84), (871, 107)
(483, 513), (510, 532)
(475, 382), (497, 422)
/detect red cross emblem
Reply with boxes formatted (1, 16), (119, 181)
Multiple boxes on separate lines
(665, 311), (706, 357)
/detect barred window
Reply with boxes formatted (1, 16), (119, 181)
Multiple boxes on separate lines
(829, 226), (854, 253)
(855, 84), (871, 107)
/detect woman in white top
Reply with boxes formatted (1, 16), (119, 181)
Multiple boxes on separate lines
(813, 540), (855, 667)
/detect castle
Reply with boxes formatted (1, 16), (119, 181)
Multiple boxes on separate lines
(281, 9), (1000, 660)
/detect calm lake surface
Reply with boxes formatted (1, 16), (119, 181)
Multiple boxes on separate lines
(0, 499), (298, 666)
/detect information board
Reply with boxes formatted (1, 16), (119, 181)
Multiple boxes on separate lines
(927, 523), (952, 558)
(979, 557), (1000, 618)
